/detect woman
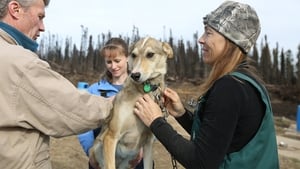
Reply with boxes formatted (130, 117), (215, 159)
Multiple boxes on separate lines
(78, 37), (128, 154)
(134, 1), (279, 169)
(78, 38), (144, 169)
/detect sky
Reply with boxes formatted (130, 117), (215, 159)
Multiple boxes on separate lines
(43, 0), (300, 55)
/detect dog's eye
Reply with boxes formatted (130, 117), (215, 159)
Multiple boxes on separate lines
(131, 53), (136, 58)
(146, 52), (154, 58)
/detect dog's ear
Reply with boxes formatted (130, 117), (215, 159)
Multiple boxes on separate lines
(162, 42), (173, 59)
(127, 43), (135, 72)
(129, 43), (136, 54)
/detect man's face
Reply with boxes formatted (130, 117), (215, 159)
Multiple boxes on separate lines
(18, 0), (46, 40)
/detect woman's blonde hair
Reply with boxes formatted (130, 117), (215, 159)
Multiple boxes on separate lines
(99, 38), (129, 83)
(199, 39), (262, 96)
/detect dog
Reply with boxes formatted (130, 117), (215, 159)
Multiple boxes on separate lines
(89, 37), (173, 169)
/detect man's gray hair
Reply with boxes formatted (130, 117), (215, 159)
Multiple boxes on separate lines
(0, 0), (50, 19)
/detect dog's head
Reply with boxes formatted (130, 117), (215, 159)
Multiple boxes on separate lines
(128, 37), (173, 83)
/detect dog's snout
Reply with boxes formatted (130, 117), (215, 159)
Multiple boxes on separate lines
(131, 72), (141, 81)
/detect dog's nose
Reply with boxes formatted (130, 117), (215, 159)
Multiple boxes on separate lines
(131, 72), (141, 81)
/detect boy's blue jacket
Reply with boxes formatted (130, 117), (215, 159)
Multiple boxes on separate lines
(77, 79), (121, 155)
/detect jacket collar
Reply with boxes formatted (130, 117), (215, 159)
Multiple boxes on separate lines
(97, 80), (120, 92)
(0, 22), (38, 52)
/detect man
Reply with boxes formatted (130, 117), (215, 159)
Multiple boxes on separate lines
(0, 1), (112, 168)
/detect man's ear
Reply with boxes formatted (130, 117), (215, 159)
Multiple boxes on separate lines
(8, 1), (22, 19)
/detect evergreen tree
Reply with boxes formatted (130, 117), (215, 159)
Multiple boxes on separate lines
(166, 30), (177, 81)
(252, 43), (259, 69)
(192, 32), (201, 79)
(296, 44), (300, 87)
(86, 35), (94, 73)
(271, 43), (279, 84)
(285, 50), (296, 85)
(62, 37), (71, 73)
(260, 35), (272, 83)
(36, 29), (300, 90)
(71, 44), (79, 74)
(177, 39), (186, 81)
(185, 41), (194, 78)
(280, 49), (286, 84)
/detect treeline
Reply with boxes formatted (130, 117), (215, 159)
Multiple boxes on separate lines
(37, 27), (300, 89)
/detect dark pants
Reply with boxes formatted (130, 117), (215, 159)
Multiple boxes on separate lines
(89, 159), (153, 169)
(135, 159), (155, 169)
(134, 159), (144, 169)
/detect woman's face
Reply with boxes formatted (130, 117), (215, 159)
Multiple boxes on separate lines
(104, 51), (128, 78)
(198, 26), (226, 65)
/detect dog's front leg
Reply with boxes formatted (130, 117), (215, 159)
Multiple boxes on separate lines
(103, 129), (118, 169)
(142, 135), (155, 169)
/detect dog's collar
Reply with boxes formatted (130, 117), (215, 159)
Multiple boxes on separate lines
(142, 80), (169, 118)
(142, 81), (159, 93)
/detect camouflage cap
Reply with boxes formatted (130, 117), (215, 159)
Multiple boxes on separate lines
(203, 1), (261, 53)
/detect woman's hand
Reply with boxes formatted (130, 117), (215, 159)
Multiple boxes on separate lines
(163, 87), (185, 117)
(134, 94), (163, 127)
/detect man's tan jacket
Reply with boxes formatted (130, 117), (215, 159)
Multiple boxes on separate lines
(0, 29), (111, 169)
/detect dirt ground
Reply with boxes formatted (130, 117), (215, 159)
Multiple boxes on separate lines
(50, 116), (188, 169)
(50, 82), (300, 169)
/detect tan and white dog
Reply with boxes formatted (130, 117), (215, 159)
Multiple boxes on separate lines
(89, 37), (173, 169)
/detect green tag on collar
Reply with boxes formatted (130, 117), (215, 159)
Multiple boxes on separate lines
(143, 83), (151, 93)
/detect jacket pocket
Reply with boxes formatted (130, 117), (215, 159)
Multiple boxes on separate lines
(33, 148), (51, 168)
(32, 135), (51, 169)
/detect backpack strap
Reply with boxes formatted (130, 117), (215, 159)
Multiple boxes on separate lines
(230, 71), (272, 111)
